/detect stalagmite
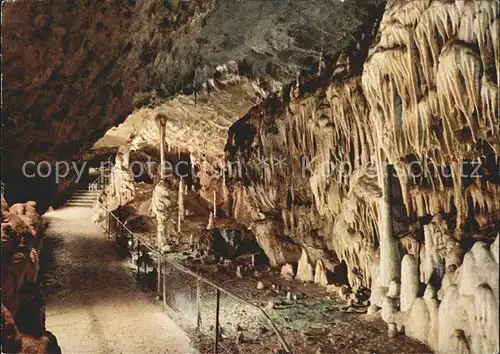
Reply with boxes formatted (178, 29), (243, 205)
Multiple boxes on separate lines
(278, 264), (294, 281)
(386, 280), (400, 298)
(151, 181), (175, 251)
(206, 212), (214, 230)
(400, 254), (419, 312)
(314, 260), (329, 286)
(295, 249), (314, 282)
(378, 161), (401, 287)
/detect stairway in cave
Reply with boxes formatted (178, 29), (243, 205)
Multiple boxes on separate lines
(65, 189), (100, 208)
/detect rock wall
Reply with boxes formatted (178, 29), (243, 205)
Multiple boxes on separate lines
(223, 0), (498, 350)
(1, 196), (61, 353)
(2, 0), (378, 209)
(3, 0), (498, 351)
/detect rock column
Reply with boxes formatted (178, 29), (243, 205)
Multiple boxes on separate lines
(378, 160), (401, 287)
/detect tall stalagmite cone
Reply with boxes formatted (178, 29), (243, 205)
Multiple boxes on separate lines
(400, 254), (419, 312)
(296, 249), (314, 282)
(314, 260), (329, 286)
(378, 161), (401, 287)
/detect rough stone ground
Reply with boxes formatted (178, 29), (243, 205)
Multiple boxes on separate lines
(175, 256), (434, 354)
(39, 206), (197, 354)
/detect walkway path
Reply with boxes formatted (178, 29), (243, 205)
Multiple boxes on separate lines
(41, 206), (197, 354)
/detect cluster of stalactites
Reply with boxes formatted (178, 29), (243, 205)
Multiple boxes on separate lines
(361, 0), (499, 227)
(227, 0), (499, 289)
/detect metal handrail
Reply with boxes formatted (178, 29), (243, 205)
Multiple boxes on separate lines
(96, 199), (291, 353)
(96, 200), (155, 253)
(164, 256), (292, 353)
(88, 175), (103, 191)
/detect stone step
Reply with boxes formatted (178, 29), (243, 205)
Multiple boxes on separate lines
(65, 188), (100, 208)
(69, 196), (97, 200)
(67, 198), (95, 203)
(65, 202), (94, 207)
(65, 205), (93, 208)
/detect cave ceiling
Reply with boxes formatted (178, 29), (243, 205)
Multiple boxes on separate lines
(2, 0), (378, 169)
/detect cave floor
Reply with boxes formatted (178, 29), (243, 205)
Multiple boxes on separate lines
(179, 260), (434, 354)
(39, 206), (197, 354)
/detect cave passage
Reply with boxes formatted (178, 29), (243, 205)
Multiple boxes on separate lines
(41, 206), (196, 354)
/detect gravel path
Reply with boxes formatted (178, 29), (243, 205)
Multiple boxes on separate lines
(41, 206), (197, 354)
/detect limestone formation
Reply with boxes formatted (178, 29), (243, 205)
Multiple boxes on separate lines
(1, 197), (59, 351)
(386, 280), (400, 298)
(295, 249), (314, 283)
(280, 263), (295, 281)
(400, 255), (419, 312)
(314, 260), (329, 287)
(2, 0), (499, 351)
(381, 234), (499, 354)
(151, 181), (176, 250)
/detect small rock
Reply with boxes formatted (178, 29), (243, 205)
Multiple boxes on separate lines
(292, 294), (299, 301)
(338, 285), (350, 299)
(367, 304), (380, 316)
(253, 270), (261, 278)
(286, 291), (292, 301)
(349, 292), (358, 302)
(236, 265), (243, 278)
(362, 300), (370, 306)
(257, 281), (265, 290)
(346, 307), (356, 313)
(280, 263), (295, 280)
(266, 300), (275, 310)
(327, 284), (350, 299)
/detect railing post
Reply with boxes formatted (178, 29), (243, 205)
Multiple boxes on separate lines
(157, 255), (162, 294)
(162, 262), (167, 310)
(107, 212), (111, 239)
(196, 276), (201, 330)
(136, 243), (140, 277)
(214, 288), (220, 354)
